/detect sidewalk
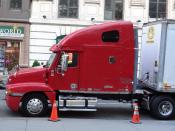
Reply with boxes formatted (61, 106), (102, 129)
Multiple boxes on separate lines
(0, 117), (174, 131)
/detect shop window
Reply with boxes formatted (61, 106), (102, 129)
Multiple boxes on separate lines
(10, 0), (22, 10)
(149, 0), (167, 19)
(104, 0), (123, 20)
(0, 41), (20, 72)
(58, 0), (78, 18)
(102, 30), (119, 42)
(0, 42), (5, 72)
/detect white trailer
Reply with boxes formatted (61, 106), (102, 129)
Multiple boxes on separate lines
(139, 20), (175, 119)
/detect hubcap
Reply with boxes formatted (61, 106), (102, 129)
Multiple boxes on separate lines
(158, 101), (173, 116)
(27, 98), (43, 115)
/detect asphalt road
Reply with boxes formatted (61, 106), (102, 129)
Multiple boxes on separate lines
(0, 89), (175, 131)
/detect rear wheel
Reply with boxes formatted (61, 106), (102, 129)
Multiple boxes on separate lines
(150, 96), (175, 120)
(21, 93), (48, 117)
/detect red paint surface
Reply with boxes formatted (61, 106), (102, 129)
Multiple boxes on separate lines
(6, 95), (22, 111)
(6, 21), (135, 111)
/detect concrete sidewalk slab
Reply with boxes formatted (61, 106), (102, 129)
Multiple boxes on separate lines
(0, 90), (5, 100)
(0, 118), (174, 131)
(0, 119), (26, 131)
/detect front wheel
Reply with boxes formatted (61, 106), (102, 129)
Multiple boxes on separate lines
(21, 94), (48, 117)
(150, 96), (175, 120)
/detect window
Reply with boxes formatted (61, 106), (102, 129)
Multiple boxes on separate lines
(0, 0), (1, 8)
(58, 52), (78, 68)
(58, 0), (78, 18)
(149, 0), (167, 19)
(67, 52), (78, 67)
(46, 53), (56, 67)
(102, 30), (119, 42)
(104, 0), (123, 20)
(10, 0), (22, 10)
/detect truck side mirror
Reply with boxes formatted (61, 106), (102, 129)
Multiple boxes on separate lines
(60, 52), (68, 75)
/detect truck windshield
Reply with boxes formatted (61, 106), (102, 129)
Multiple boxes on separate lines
(45, 53), (56, 67)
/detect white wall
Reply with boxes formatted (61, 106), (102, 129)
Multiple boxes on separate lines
(31, 0), (175, 24)
(30, 0), (104, 66)
(29, 23), (87, 66)
(80, 0), (104, 21)
(124, 0), (149, 23)
(31, 0), (104, 23)
(167, 0), (175, 19)
(29, 0), (175, 66)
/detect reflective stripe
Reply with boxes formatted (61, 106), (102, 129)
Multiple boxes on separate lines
(133, 111), (139, 115)
(134, 106), (139, 110)
(60, 90), (130, 94)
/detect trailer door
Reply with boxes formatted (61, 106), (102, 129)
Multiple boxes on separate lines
(139, 24), (162, 87)
(163, 24), (175, 90)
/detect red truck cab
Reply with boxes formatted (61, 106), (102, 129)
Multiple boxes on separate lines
(6, 21), (135, 116)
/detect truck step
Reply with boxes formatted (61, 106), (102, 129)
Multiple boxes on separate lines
(58, 96), (97, 111)
(59, 108), (97, 111)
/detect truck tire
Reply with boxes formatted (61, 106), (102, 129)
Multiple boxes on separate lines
(150, 96), (175, 120)
(21, 94), (48, 117)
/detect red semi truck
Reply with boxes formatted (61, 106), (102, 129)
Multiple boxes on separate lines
(5, 20), (175, 120)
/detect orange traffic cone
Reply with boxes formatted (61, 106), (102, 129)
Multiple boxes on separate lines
(48, 100), (60, 122)
(131, 102), (141, 124)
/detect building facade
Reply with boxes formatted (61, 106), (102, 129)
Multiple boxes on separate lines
(0, 0), (31, 75)
(29, 0), (104, 66)
(30, 0), (175, 24)
(28, 0), (175, 66)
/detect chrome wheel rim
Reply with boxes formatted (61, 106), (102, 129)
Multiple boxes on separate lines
(27, 98), (43, 115)
(158, 101), (173, 116)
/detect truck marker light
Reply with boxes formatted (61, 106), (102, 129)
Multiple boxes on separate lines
(104, 85), (113, 89)
(163, 83), (171, 90)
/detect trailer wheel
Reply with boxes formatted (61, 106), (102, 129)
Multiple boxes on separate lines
(150, 96), (175, 120)
(21, 93), (48, 117)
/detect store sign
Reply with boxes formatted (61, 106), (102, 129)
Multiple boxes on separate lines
(0, 26), (24, 38)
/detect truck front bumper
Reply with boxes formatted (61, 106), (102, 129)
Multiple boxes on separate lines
(6, 95), (22, 112)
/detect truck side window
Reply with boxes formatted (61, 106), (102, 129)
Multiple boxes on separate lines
(102, 30), (119, 42)
(67, 52), (78, 67)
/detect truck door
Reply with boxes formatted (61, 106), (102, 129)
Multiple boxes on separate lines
(54, 52), (79, 91)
